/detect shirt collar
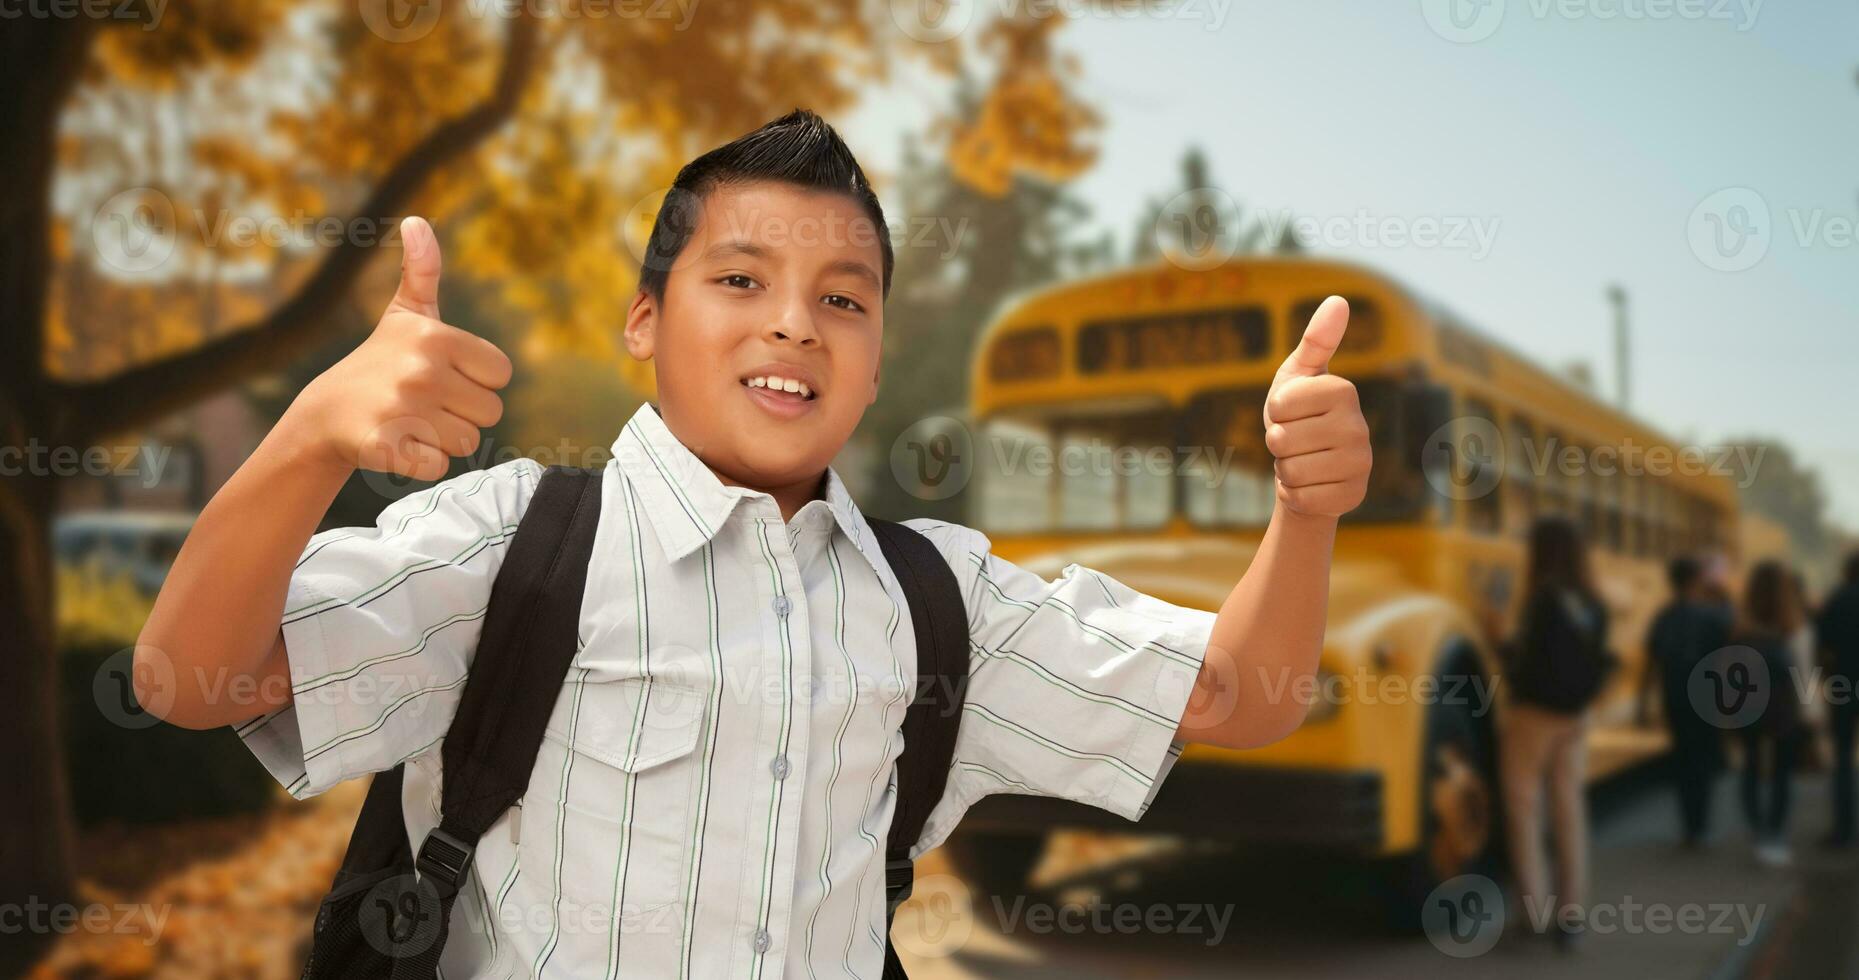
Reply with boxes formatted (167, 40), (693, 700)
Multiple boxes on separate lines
(610, 402), (887, 577)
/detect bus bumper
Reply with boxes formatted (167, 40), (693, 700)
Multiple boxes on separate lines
(956, 763), (1385, 851)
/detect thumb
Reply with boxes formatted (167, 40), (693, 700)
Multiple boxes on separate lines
(390, 216), (443, 319)
(1280, 295), (1349, 379)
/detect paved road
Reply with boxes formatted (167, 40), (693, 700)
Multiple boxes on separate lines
(897, 767), (1859, 979)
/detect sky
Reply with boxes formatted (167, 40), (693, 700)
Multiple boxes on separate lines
(843, 0), (1859, 529)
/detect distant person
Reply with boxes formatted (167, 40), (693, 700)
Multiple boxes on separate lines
(1732, 560), (1809, 867)
(1640, 555), (1731, 848)
(1701, 550), (1736, 615)
(1817, 552), (1859, 849)
(1500, 514), (1614, 949)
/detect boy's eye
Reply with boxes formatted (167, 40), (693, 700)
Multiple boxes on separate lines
(718, 274), (759, 290)
(823, 294), (864, 313)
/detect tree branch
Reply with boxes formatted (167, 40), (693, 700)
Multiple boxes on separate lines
(52, 11), (540, 446)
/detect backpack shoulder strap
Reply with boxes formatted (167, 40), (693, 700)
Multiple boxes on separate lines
(864, 518), (970, 958)
(420, 464), (605, 894)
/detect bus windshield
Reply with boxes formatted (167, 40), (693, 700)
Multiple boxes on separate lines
(974, 377), (1430, 533)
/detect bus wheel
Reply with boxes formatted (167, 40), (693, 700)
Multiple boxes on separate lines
(1387, 663), (1501, 928)
(940, 830), (1047, 925)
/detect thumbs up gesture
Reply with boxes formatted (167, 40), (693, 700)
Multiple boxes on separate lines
(1262, 296), (1372, 519)
(284, 216), (513, 482)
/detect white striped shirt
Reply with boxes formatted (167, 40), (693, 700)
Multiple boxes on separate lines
(238, 401), (1216, 979)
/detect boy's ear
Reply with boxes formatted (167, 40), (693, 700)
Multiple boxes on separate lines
(869, 360), (880, 405)
(623, 289), (656, 361)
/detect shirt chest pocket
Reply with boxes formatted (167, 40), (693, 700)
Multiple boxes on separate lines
(519, 676), (708, 921)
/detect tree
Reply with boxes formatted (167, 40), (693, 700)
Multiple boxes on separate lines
(855, 18), (1104, 522)
(2, 5), (889, 969)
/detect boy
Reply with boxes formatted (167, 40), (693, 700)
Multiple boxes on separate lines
(137, 110), (1370, 977)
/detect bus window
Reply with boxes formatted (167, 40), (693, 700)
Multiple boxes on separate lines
(1624, 473), (1649, 557)
(1602, 468), (1624, 553)
(976, 415), (1054, 534)
(1183, 378), (1430, 528)
(1291, 296), (1383, 356)
(1505, 414), (1538, 536)
(976, 405), (1177, 533)
(1462, 397), (1503, 535)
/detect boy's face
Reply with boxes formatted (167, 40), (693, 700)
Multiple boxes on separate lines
(624, 181), (884, 493)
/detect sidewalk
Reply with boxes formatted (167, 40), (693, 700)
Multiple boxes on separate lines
(900, 770), (1838, 979)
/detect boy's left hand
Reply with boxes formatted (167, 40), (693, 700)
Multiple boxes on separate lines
(1262, 295), (1372, 519)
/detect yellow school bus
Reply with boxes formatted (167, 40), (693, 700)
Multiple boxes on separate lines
(943, 257), (1740, 915)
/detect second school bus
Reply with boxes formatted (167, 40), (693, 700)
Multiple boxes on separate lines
(942, 257), (1739, 913)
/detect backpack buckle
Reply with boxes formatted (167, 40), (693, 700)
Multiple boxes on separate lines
(416, 828), (476, 900)
(884, 857), (915, 910)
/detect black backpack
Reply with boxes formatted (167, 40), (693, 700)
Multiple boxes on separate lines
(1505, 585), (1617, 715)
(297, 465), (971, 980)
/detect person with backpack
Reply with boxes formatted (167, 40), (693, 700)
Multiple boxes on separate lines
(1732, 560), (1810, 868)
(1639, 555), (1732, 849)
(1816, 551), (1859, 849)
(129, 110), (1374, 978)
(1498, 514), (1613, 949)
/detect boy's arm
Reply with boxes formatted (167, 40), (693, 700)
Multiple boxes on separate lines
(1177, 296), (1369, 751)
(135, 216), (511, 730)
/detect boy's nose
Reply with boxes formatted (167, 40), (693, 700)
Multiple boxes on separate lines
(766, 299), (820, 346)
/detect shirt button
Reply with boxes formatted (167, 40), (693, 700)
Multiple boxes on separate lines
(752, 928), (772, 953)
(770, 754), (791, 780)
(772, 595), (792, 617)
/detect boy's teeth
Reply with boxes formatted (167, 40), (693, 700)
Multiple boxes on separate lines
(744, 375), (813, 399)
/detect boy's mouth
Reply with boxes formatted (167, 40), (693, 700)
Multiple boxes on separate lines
(740, 374), (816, 401)
(739, 367), (820, 421)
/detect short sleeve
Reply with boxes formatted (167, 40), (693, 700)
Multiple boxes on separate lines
(901, 519), (1215, 856)
(235, 457), (543, 799)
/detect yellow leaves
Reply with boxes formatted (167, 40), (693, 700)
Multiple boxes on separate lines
(942, 16), (1098, 198)
(93, 0), (289, 85)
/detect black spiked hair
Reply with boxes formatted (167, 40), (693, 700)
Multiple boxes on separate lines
(636, 109), (892, 302)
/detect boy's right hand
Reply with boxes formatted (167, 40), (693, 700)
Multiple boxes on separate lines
(284, 215), (513, 481)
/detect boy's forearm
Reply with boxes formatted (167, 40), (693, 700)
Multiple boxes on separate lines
(1187, 501), (1336, 749)
(136, 415), (352, 729)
